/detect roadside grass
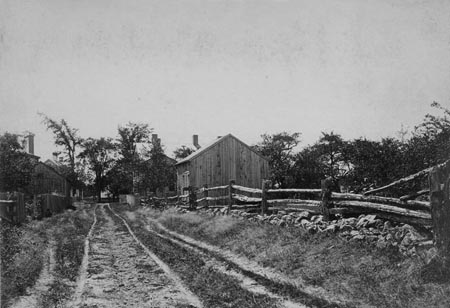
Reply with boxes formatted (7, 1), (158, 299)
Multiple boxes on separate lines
(39, 206), (95, 308)
(109, 205), (280, 308)
(136, 207), (450, 308)
(1, 220), (48, 307)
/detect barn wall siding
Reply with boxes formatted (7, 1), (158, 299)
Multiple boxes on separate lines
(176, 135), (270, 192)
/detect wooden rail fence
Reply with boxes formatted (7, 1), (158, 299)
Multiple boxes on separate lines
(153, 162), (441, 230)
(163, 182), (431, 227)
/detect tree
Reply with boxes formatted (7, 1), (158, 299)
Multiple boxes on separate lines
(78, 138), (117, 202)
(310, 132), (350, 184)
(253, 132), (301, 188)
(141, 139), (176, 195)
(173, 145), (195, 160)
(405, 102), (450, 170)
(105, 163), (131, 201)
(39, 114), (83, 191)
(345, 137), (404, 192)
(0, 133), (37, 192)
(292, 146), (325, 188)
(116, 122), (153, 192)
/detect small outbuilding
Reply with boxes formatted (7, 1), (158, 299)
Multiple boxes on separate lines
(175, 134), (270, 194)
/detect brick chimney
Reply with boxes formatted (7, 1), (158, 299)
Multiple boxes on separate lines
(193, 135), (201, 149)
(23, 132), (35, 155)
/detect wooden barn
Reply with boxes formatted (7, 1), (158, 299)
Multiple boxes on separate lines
(175, 134), (270, 194)
(33, 161), (71, 198)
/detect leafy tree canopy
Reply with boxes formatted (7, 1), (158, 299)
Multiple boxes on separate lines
(78, 137), (117, 201)
(0, 133), (37, 192)
(117, 122), (153, 163)
(141, 139), (176, 194)
(253, 132), (301, 188)
(311, 132), (350, 182)
(39, 113), (83, 188)
(173, 145), (195, 160)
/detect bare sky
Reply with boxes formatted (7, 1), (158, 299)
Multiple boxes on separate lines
(1, 0), (449, 159)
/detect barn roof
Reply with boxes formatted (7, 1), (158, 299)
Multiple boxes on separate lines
(35, 161), (71, 183)
(175, 134), (268, 165)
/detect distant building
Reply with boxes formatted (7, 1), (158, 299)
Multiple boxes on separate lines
(33, 161), (71, 198)
(175, 134), (270, 194)
(15, 132), (72, 198)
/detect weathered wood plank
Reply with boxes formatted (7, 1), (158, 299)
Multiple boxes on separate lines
(231, 204), (261, 210)
(334, 200), (431, 219)
(332, 192), (430, 211)
(363, 161), (448, 195)
(232, 185), (263, 194)
(267, 188), (322, 194)
(374, 212), (432, 226)
(232, 194), (262, 203)
(399, 189), (430, 201)
(268, 204), (320, 213)
(206, 185), (229, 191)
(329, 207), (373, 215)
(267, 199), (321, 206)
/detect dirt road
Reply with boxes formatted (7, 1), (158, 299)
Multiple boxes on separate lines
(11, 204), (339, 307)
(71, 204), (202, 308)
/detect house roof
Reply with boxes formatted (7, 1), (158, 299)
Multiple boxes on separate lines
(36, 161), (70, 183)
(145, 154), (177, 165)
(175, 134), (268, 165)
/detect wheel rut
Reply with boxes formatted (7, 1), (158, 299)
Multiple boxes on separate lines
(141, 216), (352, 308)
(73, 204), (202, 308)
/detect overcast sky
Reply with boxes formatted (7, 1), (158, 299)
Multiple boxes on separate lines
(1, 0), (449, 159)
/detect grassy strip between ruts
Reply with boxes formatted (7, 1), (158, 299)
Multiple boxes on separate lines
(38, 203), (96, 308)
(106, 204), (282, 308)
(128, 206), (450, 308)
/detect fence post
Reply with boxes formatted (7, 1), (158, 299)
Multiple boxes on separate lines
(204, 184), (209, 208)
(261, 180), (269, 215)
(428, 162), (450, 270)
(228, 180), (235, 212)
(321, 177), (333, 221)
(188, 186), (197, 210)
